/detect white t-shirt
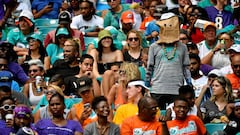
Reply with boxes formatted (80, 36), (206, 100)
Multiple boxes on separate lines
(197, 40), (212, 59)
(192, 75), (208, 97)
(212, 51), (231, 69)
(70, 15), (104, 32)
(167, 103), (198, 120)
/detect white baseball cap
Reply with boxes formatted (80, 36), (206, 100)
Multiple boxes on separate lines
(228, 44), (240, 53)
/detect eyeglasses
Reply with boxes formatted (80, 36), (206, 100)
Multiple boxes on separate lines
(28, 39), (38, 43)
(146, 106), (159, 111)
(107, 0), (115, 2)
(0, 64), (8, 69)
(180, 37), (188, 40)
(189, 13), (202, 17)
(232, 65), (240, 69)
(128, 37), (139, 42)
(28, 69), (39, 73)
(0, 104), (16, 111)
(44, 90), (57, 95)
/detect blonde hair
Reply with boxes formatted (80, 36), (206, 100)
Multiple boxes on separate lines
(47, 84), (64, 97)
(65, 38), (82, 57)
(210, 76), (234, 102)
(120, 62), (141, 82)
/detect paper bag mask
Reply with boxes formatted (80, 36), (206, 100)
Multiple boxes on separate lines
(156, 16), (180, 44)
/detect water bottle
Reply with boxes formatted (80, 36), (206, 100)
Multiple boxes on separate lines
(35, 76), (42, 93)
(220, 40), (226, 54)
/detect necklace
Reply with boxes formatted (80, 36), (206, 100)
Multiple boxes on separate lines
(96, 121), (110, 135)
(162, 44), (177, 60)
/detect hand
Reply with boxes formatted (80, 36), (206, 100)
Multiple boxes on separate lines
(213, 44), (222, 53)
(80, 107), (92, 122)
(159, 115), (167, 122)
(151, 31), (159, 38)
(43, 5), (53, 13)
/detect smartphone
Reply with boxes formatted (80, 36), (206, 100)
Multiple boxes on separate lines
(84, 103), (91, 109)
(48, 2), (54, 7)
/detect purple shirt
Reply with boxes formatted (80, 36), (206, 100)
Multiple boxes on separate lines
(0, 0), (11, 19)
(125, 0), (142, 3)
(0, 120), (15, 135)
(205, 6), (233, 28)
(8, 62), (29, 85)
(35, 119), (83, 135)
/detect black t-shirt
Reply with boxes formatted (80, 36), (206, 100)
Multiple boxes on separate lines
(63, 76), (79, 96)
(46, 59), (80, 78)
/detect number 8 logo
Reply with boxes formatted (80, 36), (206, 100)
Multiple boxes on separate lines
(215, 17), (223, 29)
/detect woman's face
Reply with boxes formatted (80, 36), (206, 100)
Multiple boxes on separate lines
(44, 87), (57, 101)
(95, 100), (110, 117)
(101, 37), (112, 48)
(118, 68), (127, 81)
(189, 8), (201, 25)
(49, 96), (65, 117)
(0, 99), (15, 118)
(212, 80), (225, 97)
(58, 35), (68, 45)
(28, 38), (40, 50)
(127, 32), (140, 48)
(28, 65), (43, 79)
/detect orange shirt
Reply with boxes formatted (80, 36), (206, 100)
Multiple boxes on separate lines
(226, 73), (240, 90)
(73, 102), (97, 127)
(121, 115), (163, 135)
(139, 16), (154, 30)
(167, 115), (206, 135)
(114, 85), (127, 109)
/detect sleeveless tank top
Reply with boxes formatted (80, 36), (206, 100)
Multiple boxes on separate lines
(29, 83), (44, 106)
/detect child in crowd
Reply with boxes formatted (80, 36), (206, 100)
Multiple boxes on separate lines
(167, 96), (207, 135)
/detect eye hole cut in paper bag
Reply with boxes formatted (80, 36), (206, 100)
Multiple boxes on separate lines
(156, 16), (180, 44)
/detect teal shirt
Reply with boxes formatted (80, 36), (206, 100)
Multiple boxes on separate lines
(7, 27), (33, 47)
(32, 95), (82, 114)
(46, 43), (64, 65)
(198, 0), (233, 12)
(103, 4), (130, 29)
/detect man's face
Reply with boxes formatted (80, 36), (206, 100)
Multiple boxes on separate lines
(126, 85), (140, 101)
(79, 89), (94, 103)
(190, 58), (200, 76)
(204, 26), (216, 42)
(142, 99), (159, 121)
(0, 91), (11, 101)
(80, 58), (93, 73)
(19, 17), (31, 31)
(14, 117), (31, 128)
(122, 22), (133, 33)
(0, 58), (8, 71)
(80, 2), (92, 18)
(173, 100), (189, 120)
(63, 44), (77, 63)
(231, 55), (240, 77)
(187, 46), (199, 54)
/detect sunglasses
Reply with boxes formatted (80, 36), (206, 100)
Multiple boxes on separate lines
(0, 104), (16, 111)
(189, 13), (202, 16)
(180, 37), (188, 40)
(0, 64), (7, 68)
(28, 69), (39, 73)
(44, 90), (56, 95)
(232, 65), (240, 69)
(128, 37), (139, 42)
(107, 0), (115, 2)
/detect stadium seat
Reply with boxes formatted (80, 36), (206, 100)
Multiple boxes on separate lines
(205, 123), (226, 135)
(160, 110), (166, 116)
(35, 19), (59, 28)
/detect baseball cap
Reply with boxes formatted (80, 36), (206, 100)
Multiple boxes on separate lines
(160, 12), (176, 20)
(74, 76), (93, 93)
(98, 30), (112, 42)
(228, 44), (240, 53)
(19, 10), (34, 27)
(0, 71), (13, 88)
(27, 33), (43, 45)
(186, 42), (197, 49)
(58, 11), (72, 24)
(56, 28), (69, 37)
(127, 80), (149, 90)
(14, 106), (32, 118)
(235, 102), (240, 107)
(121, 11), (134, 24)
(208, 69), (222, 77)
(204, 22), (216, 31)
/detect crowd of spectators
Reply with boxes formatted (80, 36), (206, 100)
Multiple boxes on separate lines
(0, 0), (240, 134)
